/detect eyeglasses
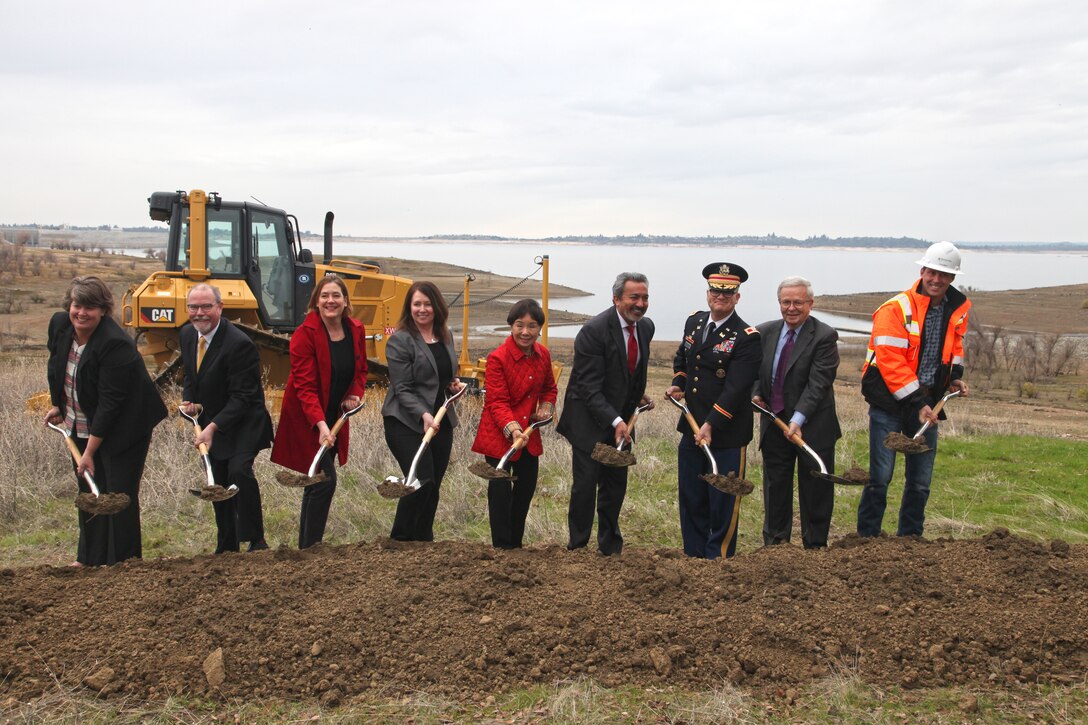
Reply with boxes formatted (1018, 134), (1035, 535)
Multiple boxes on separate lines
(186, 303), (216, 313)
(707, 289), (736, 298)
(778, 299), (812, 308)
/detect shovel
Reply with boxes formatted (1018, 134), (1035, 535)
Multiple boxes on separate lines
(883, 389), (962, 454)
(178, 404), (237, 502)
(275, 400), (366, 488)
(47, 422), (131, 515)
(591, 401), (653, 467)
(750, 400), (869, 486)
(378, 383), (469, 499)
(666, 396), (754, 497)
(469, 416), (553, 480)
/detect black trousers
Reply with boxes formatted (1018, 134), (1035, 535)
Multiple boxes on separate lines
(299, 453), (337, 549)
(384, 416), (453, 542)
(485, 453), (539, 549)
(761, 430), (835, 549)
(73, 435), (150, 566)
(207, 450), (265, 553)
(567, 445), (628, 555)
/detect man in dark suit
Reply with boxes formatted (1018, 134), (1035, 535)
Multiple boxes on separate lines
(666, 263), (761, 559)
(180, 283), (274, 553)
(753, 276), (841, 549)
(557, 272), (654, 555)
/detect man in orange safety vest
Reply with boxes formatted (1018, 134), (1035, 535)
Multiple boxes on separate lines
(857, 242), (971, 537)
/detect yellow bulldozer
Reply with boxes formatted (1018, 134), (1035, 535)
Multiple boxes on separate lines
(120, 189), (557, 394)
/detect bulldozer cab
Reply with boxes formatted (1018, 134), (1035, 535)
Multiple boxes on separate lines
(152, 190), (313, 332)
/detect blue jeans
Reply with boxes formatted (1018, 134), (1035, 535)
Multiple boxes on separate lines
(857, 405), (939, 537)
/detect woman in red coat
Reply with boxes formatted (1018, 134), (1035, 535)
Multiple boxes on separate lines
(271, 275), (368, 548)
(471, 299), (558, 549)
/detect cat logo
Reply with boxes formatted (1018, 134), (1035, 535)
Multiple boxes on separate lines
(140, 307), (175, 324)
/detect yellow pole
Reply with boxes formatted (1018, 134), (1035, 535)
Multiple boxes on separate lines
(185, 190), (210, 280)
(541, 255), (550, 348)
(458, 273), (474, 370)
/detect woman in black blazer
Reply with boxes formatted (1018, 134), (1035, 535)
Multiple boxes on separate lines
(45, 276), (167, 566)
(382, 281), (464, 541)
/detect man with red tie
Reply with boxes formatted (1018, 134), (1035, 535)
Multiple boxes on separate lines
(557, 272), (654, 555)
(666, 263), (762, 559)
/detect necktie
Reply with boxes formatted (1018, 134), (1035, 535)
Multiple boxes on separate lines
(770, 328), (795, 413)
(626, 324), (637, 375)
(703, 321), (717, 343)
(196, 336), (207, 372)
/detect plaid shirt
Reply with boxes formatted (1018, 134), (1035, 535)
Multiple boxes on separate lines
(63, 340), (90, 438)
(917, 297), (945, 388)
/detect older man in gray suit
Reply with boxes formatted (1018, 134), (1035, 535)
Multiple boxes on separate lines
(753, 276), (841, 549)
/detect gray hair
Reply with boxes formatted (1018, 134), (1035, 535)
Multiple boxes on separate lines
(188, 283), (223, 304)
(612, 272), (649, 299)
(777, 276), (814, 300)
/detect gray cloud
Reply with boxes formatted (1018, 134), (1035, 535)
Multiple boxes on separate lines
(1, 0), (1084, 240)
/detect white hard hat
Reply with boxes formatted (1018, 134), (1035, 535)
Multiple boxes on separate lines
(916, 241), (962, 274)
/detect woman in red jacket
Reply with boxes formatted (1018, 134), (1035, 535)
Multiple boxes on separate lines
(271, 275), (368, 548)
(471, 299), (558, 549)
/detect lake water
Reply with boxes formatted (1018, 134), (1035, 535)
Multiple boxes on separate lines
(330, 241), (1088, 342)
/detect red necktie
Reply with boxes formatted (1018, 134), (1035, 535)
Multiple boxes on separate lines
(626, 324), (637, 375)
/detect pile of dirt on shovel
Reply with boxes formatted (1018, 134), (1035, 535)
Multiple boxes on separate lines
(1, 530), (1086, 707)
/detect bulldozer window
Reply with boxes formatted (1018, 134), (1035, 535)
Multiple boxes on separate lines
(170, 208), (242, 274)
(207, 219), (241, 274)
(251, 210), (293, 326)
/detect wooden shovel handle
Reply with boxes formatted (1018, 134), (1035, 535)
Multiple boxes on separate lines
(770, 416), (807, 447)
(682, 410), (702, 438)
(181, 404), (210, 456)
(61, 434), (83, 464)
(931, 396), (951, 416)
(420, 403), (452, 445)
(328, 413), (350, 439)
(189, 421), (210, 456)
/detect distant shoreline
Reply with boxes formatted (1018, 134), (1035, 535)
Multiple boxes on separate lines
(10, 229), (1086, 255)
(335, 237), (1088, 254)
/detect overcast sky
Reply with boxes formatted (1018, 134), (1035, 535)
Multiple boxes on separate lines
(2, 1), (1085, 241)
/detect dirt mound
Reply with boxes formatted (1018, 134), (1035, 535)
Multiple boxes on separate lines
(2, 531), (1086, 707)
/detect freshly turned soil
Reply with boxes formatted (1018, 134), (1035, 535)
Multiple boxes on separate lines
(701, 471), (756, 496)
(73, 493), (130, 516)
(839, 465), (872, 485)
(1, 531), (1085, 705)
(468, 461), (516, 481)
(375, 480), (417, 499)
(274, 470), (326, 488)
(883, 431), (932, 454)
(590, 442), (637, 467)
(195, 485), (237, 502)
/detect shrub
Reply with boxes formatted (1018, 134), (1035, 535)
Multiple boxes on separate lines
(1020, 381), (1039, 399)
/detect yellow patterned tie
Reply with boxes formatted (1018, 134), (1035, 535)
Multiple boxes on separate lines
(196, 336), (207, 372)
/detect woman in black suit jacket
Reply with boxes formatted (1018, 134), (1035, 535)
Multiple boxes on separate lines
(45, 276), (167, 566)
(382, 281), (464, 541)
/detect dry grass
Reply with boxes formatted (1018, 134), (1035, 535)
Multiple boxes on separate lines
(3, 346), (1087, 568)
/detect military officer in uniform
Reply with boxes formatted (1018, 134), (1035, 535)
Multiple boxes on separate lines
(665, 263), (762, 559)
